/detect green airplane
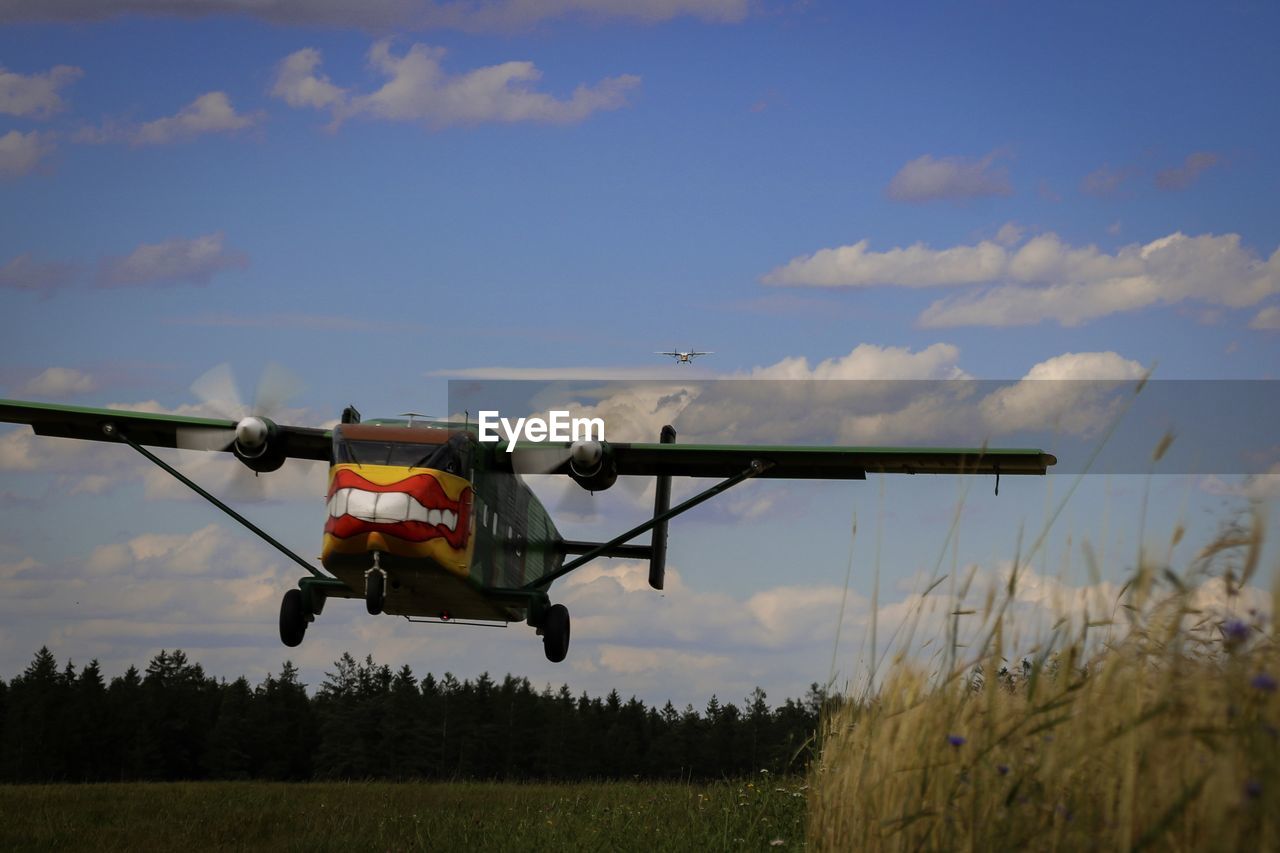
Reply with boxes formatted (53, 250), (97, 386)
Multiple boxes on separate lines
(0, 398), (1055, 663)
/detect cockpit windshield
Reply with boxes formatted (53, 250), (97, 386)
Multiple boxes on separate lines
(332, 424), (471, 476)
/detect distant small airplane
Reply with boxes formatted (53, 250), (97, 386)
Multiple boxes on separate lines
(656, 350), (713, 364)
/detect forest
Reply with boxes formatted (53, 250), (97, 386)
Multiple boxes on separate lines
(0, 647), (825, 783)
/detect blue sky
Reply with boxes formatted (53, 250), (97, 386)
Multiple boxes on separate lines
(1, 0), (1277, 707)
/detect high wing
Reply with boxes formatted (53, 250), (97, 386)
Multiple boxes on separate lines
(0, 399), (331, 461)
(655, 352), (680, 357)
(509, 440), (1055, 479)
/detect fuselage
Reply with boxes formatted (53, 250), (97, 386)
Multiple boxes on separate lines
(320, 421), (564, 622)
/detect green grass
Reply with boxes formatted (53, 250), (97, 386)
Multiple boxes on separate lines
(0, 779), (808, 851)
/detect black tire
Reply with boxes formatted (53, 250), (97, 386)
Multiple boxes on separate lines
(542, 603), (570, 663)
(279, 589), (306, 648)
(366, 570), (385, 616)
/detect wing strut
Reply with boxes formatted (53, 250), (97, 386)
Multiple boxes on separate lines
(648, 423), (676, 590)
(107, 423), (326, 579)
(519, 455), (774, 592)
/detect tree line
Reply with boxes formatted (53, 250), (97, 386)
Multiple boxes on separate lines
(0, 647), (825, 783)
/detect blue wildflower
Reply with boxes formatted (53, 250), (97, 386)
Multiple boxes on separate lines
(996, 764), (1010, 776)
(947, 735), (966, 747)
(1223, 619), (1250, 648)
(1251, 672), (1277, 693)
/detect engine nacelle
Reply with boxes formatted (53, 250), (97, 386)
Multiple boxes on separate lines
(232, 416), (287, 472)
(568, 440), (616, 492)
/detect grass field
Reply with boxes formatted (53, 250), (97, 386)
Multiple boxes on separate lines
(808, 499), (1280, 851)
(0, 778), (808, 851)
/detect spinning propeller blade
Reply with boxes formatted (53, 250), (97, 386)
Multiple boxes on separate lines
(176, 363), (305, 502)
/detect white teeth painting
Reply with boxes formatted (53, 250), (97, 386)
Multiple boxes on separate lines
(326, 488), (457, 530)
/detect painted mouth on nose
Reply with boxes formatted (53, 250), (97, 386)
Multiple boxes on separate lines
(327, 488), (459, 530)
(324, 469), (470, 548)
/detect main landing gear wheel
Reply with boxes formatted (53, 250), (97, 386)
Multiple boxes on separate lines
(279, 588), (306, 648)
(542, 603), (570, 663)
(365, 569), (385, 616)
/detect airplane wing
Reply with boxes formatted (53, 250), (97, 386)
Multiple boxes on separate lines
(0, 399), (331, 461)
(654, 352), (679, 357)
(510, 440), (1055, 479)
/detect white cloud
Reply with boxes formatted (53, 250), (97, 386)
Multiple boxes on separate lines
(1155, 151), (1219, 191)
(0, 129), (53, 178)
(1249, 305), (1280, 330)
(0, 0), (749, 30)
(274, 41), (640, 129)
(748, 342), (970, 380)
(764, 232), (1280, 327)
(97, 232), (248, 288)
(763, 239), (1008, 288)
(19, 366), (96, 397)
(885, 151), (1012, 203)
(0, 252), (77, 294)
(79, 91), (260, 146)
(1015, 352), (1147, 381)
(0, 64), (82, 118)
(271, 48), (346, 109)
(978, 352), (1146, 436)
(0, 428), (115, 472)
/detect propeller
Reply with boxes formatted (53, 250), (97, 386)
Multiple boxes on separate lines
(513, 438), (655, 522)
(176, 363), (304, 501)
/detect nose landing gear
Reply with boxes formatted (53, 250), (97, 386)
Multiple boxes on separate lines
(365, 553), (387, 616)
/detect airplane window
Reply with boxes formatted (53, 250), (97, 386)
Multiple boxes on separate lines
(332, 432), (471, 473)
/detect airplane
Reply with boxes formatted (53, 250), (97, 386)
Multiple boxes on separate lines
(656, 350), (712, 364)
(0, 396), (1055, 662)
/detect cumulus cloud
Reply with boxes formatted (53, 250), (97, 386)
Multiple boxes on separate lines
(19, 367), (96, 397)
(273, 41), (640, 129)
(748, 342), (970, 380)
(271, 49), (345, 109)
(885, 151), (1012, 203)
(0, 129), (54, 178)
(0, 64), (82, 118)
(763, 239), (1007, 288)
(0, 0), (749, 30)
(978, 352), (1146, 436)
(763, 231), (1280, 327)
(1155, 151), (1219, 191)
(96, 232), (248, 288)
(0, 252), (78, 294)
(77, 91), (260, 146)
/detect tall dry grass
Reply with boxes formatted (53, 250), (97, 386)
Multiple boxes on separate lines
(810, 502), (1279, 851)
